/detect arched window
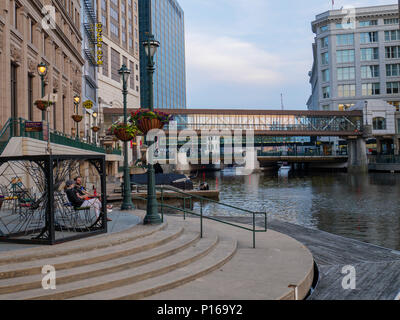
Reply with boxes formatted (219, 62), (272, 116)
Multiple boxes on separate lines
(373, 117), (386, 130)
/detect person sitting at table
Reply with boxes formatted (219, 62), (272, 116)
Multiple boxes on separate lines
(65, 180), (112, 222)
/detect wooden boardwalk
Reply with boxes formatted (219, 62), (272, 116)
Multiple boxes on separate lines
(218, 216), (400, 300)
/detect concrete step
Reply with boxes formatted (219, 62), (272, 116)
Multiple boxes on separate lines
(72, 237), (237, 300)
(0, 219), (167, 266)
(0, 223), (183, 279)
(0, 234), (219, 300)
(0, 230), (200, 294)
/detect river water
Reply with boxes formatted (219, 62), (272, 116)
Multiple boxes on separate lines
(191, 168), (400, 251)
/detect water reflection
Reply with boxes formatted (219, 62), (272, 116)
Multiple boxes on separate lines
(192, 168), (400, 250)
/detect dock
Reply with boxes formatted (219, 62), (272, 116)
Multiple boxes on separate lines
(107, 189), (220, 202)
(218, 216), (400, 300)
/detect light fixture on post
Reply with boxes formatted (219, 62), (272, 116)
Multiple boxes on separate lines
(119, 64), (134, 211)
(142, 33), (161, 225)
(37, 62), (47, 121)
(73, 94), (81, 140)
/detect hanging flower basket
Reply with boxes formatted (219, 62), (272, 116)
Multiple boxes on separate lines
(91, 126), (100, 133)
(130, 109), (173, 134)
(110, 123), (139, 142)
(71, 115), (83, 123)
(34, 100), (54, 111)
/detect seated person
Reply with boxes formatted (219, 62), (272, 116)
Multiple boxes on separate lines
(74, 176), (93, 199)
(65, 180), (112, 222)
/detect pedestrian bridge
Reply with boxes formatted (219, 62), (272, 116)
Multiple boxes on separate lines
(105, 108), (364, 137)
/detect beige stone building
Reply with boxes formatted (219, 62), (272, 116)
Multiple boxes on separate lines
(96, 0), (141, 166)
(0, 0), (84, 135)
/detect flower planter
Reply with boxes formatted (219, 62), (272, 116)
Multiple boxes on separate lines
(137, 118), (164, 134)
(114, 127), (135, 142)
(91, 126), (100, 133)
(35, 100), (52, 111)
(72, 115), (83, 123)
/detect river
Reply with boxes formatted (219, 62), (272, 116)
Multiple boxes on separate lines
(190, 168), (400, 251)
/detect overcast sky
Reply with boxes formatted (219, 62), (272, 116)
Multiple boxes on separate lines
(178, 0), (397, 110)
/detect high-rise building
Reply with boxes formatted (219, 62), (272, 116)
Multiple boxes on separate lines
(307, 4), (400, 111)
(96, 0), (141, 115)
(0, 0), (84, 135)
(81, 0), (99, 144)
(139, 0), (186, 109)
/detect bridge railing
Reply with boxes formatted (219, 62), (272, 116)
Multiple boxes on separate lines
(368, 155), (400, 164)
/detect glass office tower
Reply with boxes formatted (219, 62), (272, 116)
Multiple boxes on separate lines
(139, 0), (187, 109)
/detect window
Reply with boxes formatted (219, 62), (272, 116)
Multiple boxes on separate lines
(385, 46), (400, 59)
(28, 74), (34, 121)
(129, 61), (135, 90)
(337, 67), (355, 80)
(13, 2), (19, 29)
(338, 84), (356, 97)
(387, 82), (400, 94)
(361, 65), (379, 79)
(386, 64), (400, 77)
(336, 22), (354, 29)
(337, 50), (355, 63)
(336, 34), (354, 46)
(102, 43), (109, 77)
(360, 32), (378, 43)
(111, 48), (120, 82)
(362, 83), (380, 96)
(321, 37), (328, 49)
(361, 48), (379, 61)
(322, 69), (330, 82)
(320, 25), (328, 32)
(322, 105), (330, 110)
(359, 20), (377, 27)
(373, 117), (386, 130)
(322, 86), (330, 99)
(384, 18), (399, 25)
(385, 30), (400, 41)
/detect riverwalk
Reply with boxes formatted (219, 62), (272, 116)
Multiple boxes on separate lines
(221, 216), (400, 300)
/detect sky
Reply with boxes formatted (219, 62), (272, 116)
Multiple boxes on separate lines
(178, 0), (398, 110)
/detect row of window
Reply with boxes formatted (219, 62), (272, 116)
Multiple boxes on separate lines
(322, 64), (400, 82)
(321, 46), (400, 65)
(320, 18), (399, 32)
(322, 82), (400, 98)
(323, 30), (400, 48)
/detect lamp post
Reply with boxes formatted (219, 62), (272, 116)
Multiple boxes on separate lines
(142, 34), (161, 225)
(93, 112), (98, 145)
(37, 62), (47, 121)
(74, 94), (80, 140)
(119, 64), (134, 211)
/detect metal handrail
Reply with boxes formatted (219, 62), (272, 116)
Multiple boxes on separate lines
(131, 181), (267, 248)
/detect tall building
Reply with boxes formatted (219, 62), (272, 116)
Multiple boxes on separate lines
(0, 0), (84, 135)
(307, 4), (400, 111)
(81, 0), (99, 144)
(96, 0), (141, 117)
(139, 0), (187, 109)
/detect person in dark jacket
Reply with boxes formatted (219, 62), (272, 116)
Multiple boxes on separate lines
(65, 180), (112, 221)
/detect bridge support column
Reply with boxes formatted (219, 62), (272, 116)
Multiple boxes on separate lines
(347, 137), (368, 173)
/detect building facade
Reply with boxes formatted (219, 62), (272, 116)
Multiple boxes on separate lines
(139, 0), (186, 109)
(0, 0), (84, 135)
(96, 0), (141, 117)
(81, 0), (99, 144)
(307, 4), (400, 112)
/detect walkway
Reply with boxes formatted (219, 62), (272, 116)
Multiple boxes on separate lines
(221, 216), (400, 300)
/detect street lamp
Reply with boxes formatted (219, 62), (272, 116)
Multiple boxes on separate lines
(119, 64), (134, 211)
(37, 62), (47, 120)
(74, 94), (80, 139)
(142, 34), (161, 225)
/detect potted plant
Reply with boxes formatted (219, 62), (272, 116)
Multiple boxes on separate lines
(91, 126), (100, 133)
(130, 109), (173, 134)
(71, 114), (83, 123)
(34, 100), (54, 111)
(110, 122), (139, 142)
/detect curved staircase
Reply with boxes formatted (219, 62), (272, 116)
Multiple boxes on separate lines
(0, 219), (237, 300)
